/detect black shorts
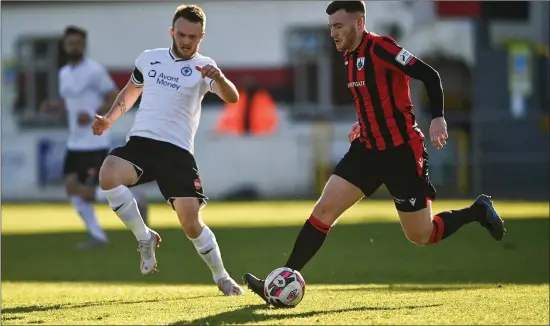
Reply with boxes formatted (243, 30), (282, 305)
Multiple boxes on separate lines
(63, 149), (109, 186)
(109, 136), (207, 207)
(333, 137), (436, 212)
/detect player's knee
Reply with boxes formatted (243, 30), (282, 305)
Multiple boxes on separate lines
(172, 198), (202, 237)
(311, 202), (339, 226)
(99, 157), (136, 190)
(99, 163), (123, 190)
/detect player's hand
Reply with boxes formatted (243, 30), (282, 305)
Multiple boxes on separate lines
(77, 112), (93, 126)
(348, 121), (360, 143)
(92, 114), (112, 135)
(429, 117), (448, 150)
(195, 64), (223, 81)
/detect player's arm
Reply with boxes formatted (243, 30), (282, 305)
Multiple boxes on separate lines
(373, 38), (444, 119)
(196, 63), (239, 104)
(102, 67), (144, 124)
(211, 76), (239, 104)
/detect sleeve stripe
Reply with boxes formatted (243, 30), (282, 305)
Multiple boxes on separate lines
(377, 40), (401, 56)
(373, 44), (397, 65)
(131, 74), (144, 86)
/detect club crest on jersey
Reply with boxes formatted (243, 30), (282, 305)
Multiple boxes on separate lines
(194, 178), (202, 190)
(181, 66), (193, 77)
(356, 57), (365, 70)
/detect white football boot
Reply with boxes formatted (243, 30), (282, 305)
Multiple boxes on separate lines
(137, 230), (162, 275)
(217, 276), (245, 296)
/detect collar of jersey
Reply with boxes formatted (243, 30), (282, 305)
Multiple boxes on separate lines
(346, 31), (369, 56)
(169, 47), (197, 62)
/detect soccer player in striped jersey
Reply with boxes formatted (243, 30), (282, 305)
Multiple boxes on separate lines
(243, 1), (505, 307)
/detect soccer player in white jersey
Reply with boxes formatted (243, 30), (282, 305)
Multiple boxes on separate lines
(41, 26), (149, 250)
(92, 4), (244, 296)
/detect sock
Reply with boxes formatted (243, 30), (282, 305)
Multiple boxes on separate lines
(284, 215), (331, 271)
(95, 186), (106, 202)
(135, 195), (149, 226)
(188, 225), (229, 283)
(429, 204), (482, 243)
(69, 196), (108, 242)
(103, 185), (150, 241)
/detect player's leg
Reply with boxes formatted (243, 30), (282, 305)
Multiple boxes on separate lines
(99, 137), (161, 275)
(63, 150), (108, 248)
(132, 185), (150, 226)
(282, 175), (366, 271)
(155, 144), (243, 296)
(386, 138), (505, 245)
(73, 180), (150, 226)
(244, 139), (382, 304)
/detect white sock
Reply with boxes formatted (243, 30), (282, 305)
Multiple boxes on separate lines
(95, 186), (106, 202)
(103, 185), (150, 241)
(69, 196), (108, 241)
(188, 225), (229, 283)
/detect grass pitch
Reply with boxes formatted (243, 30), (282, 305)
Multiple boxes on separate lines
(2, 200), (549, 325)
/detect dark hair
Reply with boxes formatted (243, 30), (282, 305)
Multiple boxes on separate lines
(172, 4), (206, 28)
(63, 25), (87, 40)
(325, 1), (366, 15)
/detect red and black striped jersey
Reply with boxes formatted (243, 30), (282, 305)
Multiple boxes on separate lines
(344, 32), (444, 151)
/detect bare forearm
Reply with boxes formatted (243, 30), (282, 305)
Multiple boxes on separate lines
(104, 84), (142, 122)
(214, 77), (239, 103)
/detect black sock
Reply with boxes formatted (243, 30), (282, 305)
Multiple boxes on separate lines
(284, 215), (331, 271)
(430, 203), (484, 243)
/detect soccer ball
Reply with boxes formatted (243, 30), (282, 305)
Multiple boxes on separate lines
(264, 267), (306, 307)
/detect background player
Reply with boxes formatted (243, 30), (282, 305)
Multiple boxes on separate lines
(40, 26), (150, 250)
(91, 4), (244, 296)
(243, 0), (506, 305)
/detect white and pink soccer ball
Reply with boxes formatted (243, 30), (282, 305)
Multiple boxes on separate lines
(263, 267), (306, 307)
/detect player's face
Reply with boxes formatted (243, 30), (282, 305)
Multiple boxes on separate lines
(170, 18), (205, 59)
(328, 10), (363, 52)
(63, 34), (85, 62)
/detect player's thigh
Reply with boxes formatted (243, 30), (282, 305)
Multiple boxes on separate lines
(80, 149), (109, 186)
(332, 139), (383, 197)
(101, 137), (154, 189)
(383, 138), (436, 243)
(153, 142), (208, 211)
(62, 150), (82, 181)
(316, 140), (381, 225)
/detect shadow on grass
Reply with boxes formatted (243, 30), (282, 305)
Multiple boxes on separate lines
(2, 218), (548, 285)
(172, 303), (444, 325)
(1, 295), (211, 314)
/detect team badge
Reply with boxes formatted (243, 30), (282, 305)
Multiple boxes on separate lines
(356, 57), (365, 70)
(194, 178), (202, 190)
(181, 66), (193, 77)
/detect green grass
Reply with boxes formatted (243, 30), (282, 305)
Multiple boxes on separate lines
(2, 200), (549, 325)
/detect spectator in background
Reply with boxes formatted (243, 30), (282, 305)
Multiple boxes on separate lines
(40, 26), (149, 250)
(213, 76), (278, 136)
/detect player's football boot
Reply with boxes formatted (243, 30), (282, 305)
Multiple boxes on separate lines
(217, 276), (245, 296)
(243, 273), (269, 303)
(138, 229), (162, 275)
(475, 194), (506, 241)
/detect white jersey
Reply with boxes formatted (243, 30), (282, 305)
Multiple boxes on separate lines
(128, 47), (216, 154)
(59, 58), (115, 150)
